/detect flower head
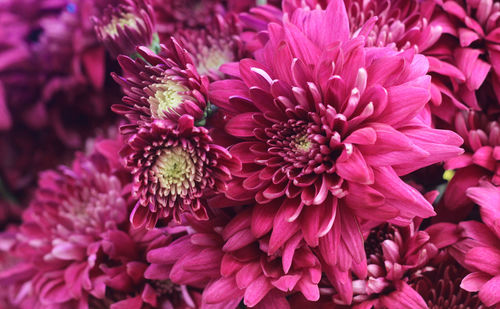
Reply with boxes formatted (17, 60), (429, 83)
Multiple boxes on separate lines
(112, 38), (209, 132)
(2, 139), (129, 307)
(202, 209), (322, 307)
(449, 180), (500, 308)
(177, 14), (246, 80)
(334, 222), (438, 307)
(93, 0), (156, 57)
(122, 115), (240, 229)
(210, 2), (463, 301)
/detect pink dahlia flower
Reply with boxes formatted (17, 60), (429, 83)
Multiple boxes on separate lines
(210, 0), (463, 299)
(112, 38), (209, 132)
(122, 115), (240, 228)
(0, 141), (129, 308)
(92, 0), (157, 58)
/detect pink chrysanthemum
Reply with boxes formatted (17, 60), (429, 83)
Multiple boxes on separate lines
(435, 110), (500, 222)
(112, 38), (209, 132)
(450, 180), (500, 308)
(201, 209), (322, 307)
(152, 0), (225, 36)
(145, 214), (236, 308)
(92, 0), (156, 57)
(210, 1), (463, 299)
(411, 256), (485, 309)
(92, 226), (203, 309)
(336, 222), (439, 308)
(177, 14), (246, 81)
(447, 110), (500, 184)
(344, 0), (441, 51)
(433, 0), (500, 105)
(1, 143), (128, 308)
(122, 115), (240, 229)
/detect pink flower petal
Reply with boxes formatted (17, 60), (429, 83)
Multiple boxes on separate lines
(461, 272), (491, 292)
(478, 275), (500, 307)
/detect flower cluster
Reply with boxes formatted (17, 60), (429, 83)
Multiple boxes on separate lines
(1, 0), (500, 308)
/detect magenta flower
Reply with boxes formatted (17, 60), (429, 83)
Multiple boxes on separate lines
(447, 110), (500, 185)
(112, 38), (209, 132)
(202, 209), (322, 307)
(332, 222), (438, 308)
(177, 14), (246, 80)
(210, 1), (463, 300)
(145, 215), (226, 288)
(0, 140), (129, 308)
(435, 111), (500, 222)
(450, 180), (500, 307)
(411, 256), (485, 309)
(152, 0), (225, 36)
(92, 0), (156, 57)
(122, 115), (240, 229)
(95, 226), (202, 309)
(434, 0), (500, 105)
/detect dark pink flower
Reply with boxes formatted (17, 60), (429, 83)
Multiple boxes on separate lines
(122, 115), (240, 229)
(410, 256), (485, 309)
(0, 140), (129, 308)
(329, 221), (438, 308)
(146, 215), (226, 288)
(447, 110), (500, 185)
(433, 0), (500, 105)
(152, 0), (226, 37)
(177, 14), (246, 81)
(449, 180), (500, 307)
(435, 111), (500, 222)
(112, 38), (209, 132)
(210, 1), (463, 301)
(93, 0), (156, 58)
(94, 226), (203, 309)
(344, 0), (441, 51)
(202, 209), (322, 308)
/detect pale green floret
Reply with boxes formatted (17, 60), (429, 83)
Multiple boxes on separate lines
(102, 13), (139, 37)
(295, 135), (312, 152)
(148, 80), (188, 119)
(196, 45), (234, 76)
(152, 147), (196, 196)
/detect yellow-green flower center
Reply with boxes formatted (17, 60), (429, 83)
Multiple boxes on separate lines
(152, 147), (196, 196)
(148, 80), (188, 119)
(196, 45), (234, 76)
(294, 135), (312, 152)
(102, 13), (139, 37)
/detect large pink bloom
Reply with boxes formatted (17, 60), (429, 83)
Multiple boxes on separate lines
(210, 1), (463, 301)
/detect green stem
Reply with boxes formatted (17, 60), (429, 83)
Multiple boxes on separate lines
(0, 177), (17, 204)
